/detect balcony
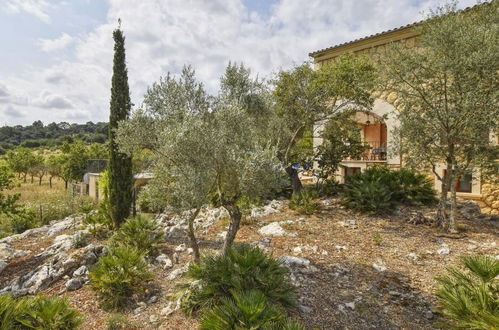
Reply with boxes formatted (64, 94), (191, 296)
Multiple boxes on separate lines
(345, 141), (387, 161)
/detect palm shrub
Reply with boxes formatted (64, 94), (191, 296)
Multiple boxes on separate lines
(0, 295), (83, 330)
(180, 244), (296, 314)
(200, 289), (304, 330)
(342, 178), (393, 214)
(342, 167), (436, 214)
(288, 189), (320, 215)
(89, 246), (153, 310)
(0, 295), (16, 330)
(392, 168), (437, 205)
(110, 215), (163, 256)
(435, 255), (499, 329)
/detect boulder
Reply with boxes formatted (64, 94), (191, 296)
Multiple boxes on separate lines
(281, 256), (310, 268)
(155, 254), (173, 269)
(65, 277), (84, 291)
(258, 222), (287, 237)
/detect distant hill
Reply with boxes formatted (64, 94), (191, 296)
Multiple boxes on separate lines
(0, 120), (108, 153)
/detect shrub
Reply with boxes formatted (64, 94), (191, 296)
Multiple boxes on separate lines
(435, 255), (499, 329)
(110, 215), (163, 256)
(0, 295), (83, 330)
(180, 244), (296, 314)
(83, 203), (114, 238)
(342, 178), (393, 214)
(15, 295), (83, 329)
(392, 168), (437, 206)
(342, 167), (436, 214)
(10, 208), (37, 234)
(200, 289), (286, 329)
(317, 179), (343, 197)
(288, 190), (320, 215)
(89, 246), (153, 310)
(0, 295), (16, 330)
(25, 195), (96, 226)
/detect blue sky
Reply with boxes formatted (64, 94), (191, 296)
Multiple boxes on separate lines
(0, 0), (478, 125)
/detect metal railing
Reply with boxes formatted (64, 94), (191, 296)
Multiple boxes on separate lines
(345, 141), (387, 161)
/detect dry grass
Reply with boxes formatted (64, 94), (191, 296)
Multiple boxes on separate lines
(11, 176), (69, 203)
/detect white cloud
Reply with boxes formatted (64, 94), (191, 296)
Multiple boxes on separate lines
(0, 0), (480, 125)
(2, 0), (52, 23)
(37, 33), (74, 52)
(33, 91), (74, 109)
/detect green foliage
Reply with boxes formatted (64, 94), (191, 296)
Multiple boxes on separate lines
(0, 165), (21, 214)
(343, 178), (392, 214)
(271, 55), (376, 193)
(117, 64), (284, 254)
(436, 255), (499, 329)
(200, 289), (286, 330)
(89, 246), (153, 310)
(25, 195), (96, 226)
(0, 295), (17, 330)
(106, 313), (138, 330)
(317, 179), (343, 197)
(0, 121), (108, 149)
(108, 27), (133, 227)
(82, 208), (113, 237)
(9, 208), (37, 234)
(343, 167), (437, 214)
(0, 295), (83, 330)
(314, 113), (369, 185)
(110, 215), (163, 256)
(379, 1), (499, 230)
(4, 148), (38, 181)
(288, 190), (320, 215)
(180, 244), (296, 314)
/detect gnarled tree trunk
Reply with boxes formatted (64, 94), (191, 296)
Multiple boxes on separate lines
(187, 208), (201, 263)
(285, 165), (302, 195)
(222, 203), (242, 256)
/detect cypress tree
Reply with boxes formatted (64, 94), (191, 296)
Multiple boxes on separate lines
(108, 24), (133, 227)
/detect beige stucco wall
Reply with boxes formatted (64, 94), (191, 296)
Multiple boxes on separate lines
(88, 173), (101, 201)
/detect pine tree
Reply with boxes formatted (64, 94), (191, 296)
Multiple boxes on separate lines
(108, 24), (133, 227)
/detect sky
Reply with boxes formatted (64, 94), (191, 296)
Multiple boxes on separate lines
(0, 0), (478, 126)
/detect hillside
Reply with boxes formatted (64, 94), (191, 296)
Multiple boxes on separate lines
(0, 121), (108, 152)
(0, 198), (496, 329)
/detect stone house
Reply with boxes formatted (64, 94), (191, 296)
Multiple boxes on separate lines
(309, 3), (498, 214)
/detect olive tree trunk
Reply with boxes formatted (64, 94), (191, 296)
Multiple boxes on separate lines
(448, 174), (458, 233)
(222, 204), (242, 256)
(187, 208), (201, 263)
(285, 165), (302, 195)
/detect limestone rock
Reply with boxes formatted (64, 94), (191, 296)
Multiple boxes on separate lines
(65, 277), (84, 291)
(281, 256), (310, 268)
(258, 222), (287, 237)
(155, 254), (173, 269)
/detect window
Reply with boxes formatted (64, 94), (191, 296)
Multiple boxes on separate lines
(443, 170), (473, 193)
(345, 167), (361, 183)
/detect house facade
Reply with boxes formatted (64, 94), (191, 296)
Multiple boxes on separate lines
(309, 5), (498, 215)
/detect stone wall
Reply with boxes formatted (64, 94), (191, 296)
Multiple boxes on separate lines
(477, 183), (499, 215)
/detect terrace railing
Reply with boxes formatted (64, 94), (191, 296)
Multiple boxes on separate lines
(345, 141), (387, 161)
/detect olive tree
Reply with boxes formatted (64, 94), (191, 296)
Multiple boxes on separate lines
(117, 66), (284, 258)
(379, 1), (498, 232)
(272, 55), (376, 194)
